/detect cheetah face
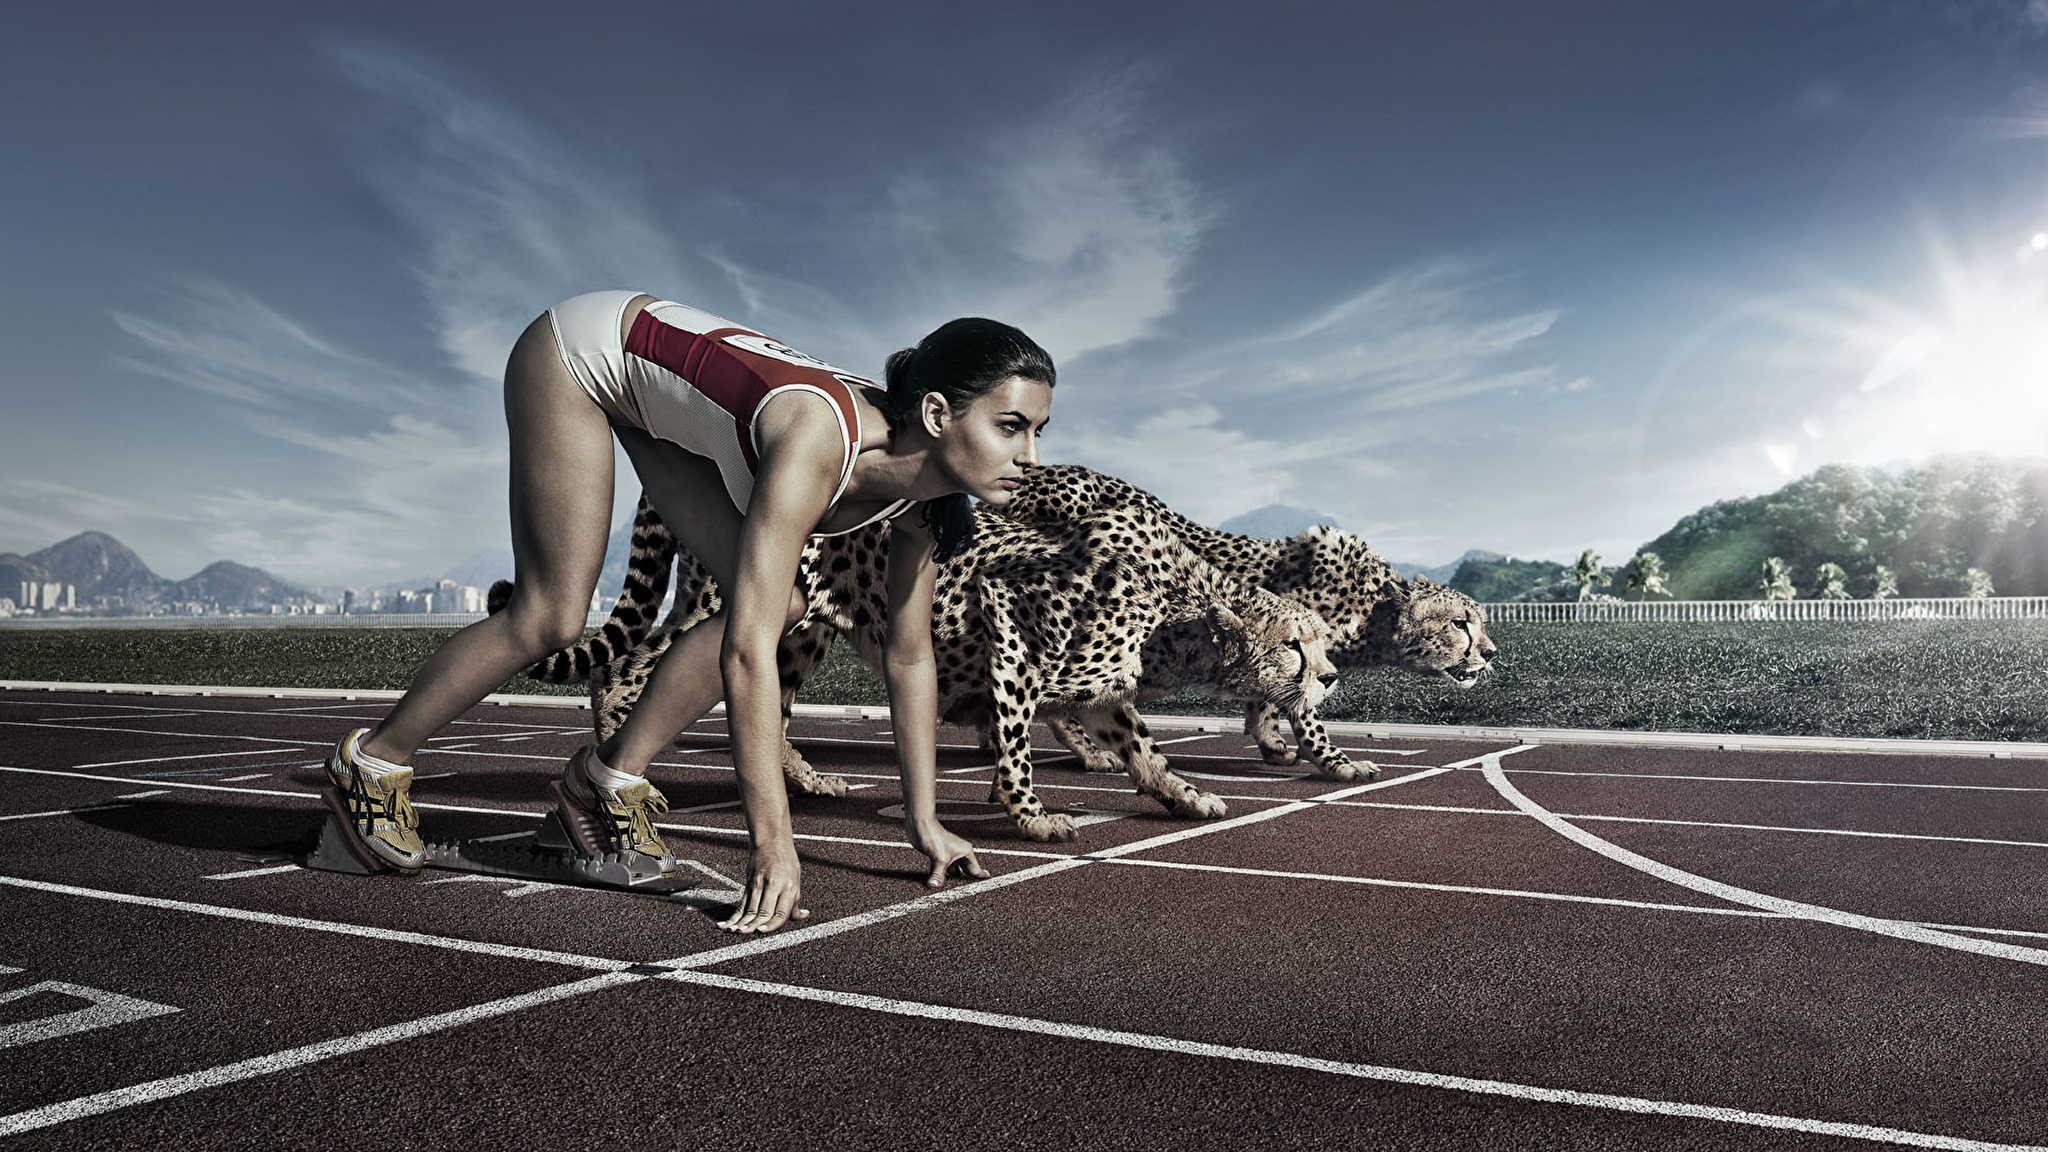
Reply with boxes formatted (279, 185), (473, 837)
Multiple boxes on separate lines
(1396, 581), (1496, 689)
(1217, 592), (1340, 709)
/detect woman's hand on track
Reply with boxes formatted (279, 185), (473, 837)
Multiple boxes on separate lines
(911, 823), (989, 888)
(720, 844), (809, 933)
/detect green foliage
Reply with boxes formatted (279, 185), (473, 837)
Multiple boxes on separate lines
(1449, 556), (1573, 601)
(1812, 561), (1850, 600)
(1758, 556), (1796, 600)
(1637, 456), (2048, 599)
(1621, 551), (1671, 600)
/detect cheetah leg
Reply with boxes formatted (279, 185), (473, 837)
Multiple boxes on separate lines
(1286, 701), (1376, 780)
(774, 621), (848, 797)
(1045, 709), (1125, 772)
(1083, 705), (1226, 820)
(978, 593), (1075, 842)
(1245, 701), (1298, 766)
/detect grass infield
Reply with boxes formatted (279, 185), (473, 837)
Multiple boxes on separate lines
(2, 620), (2044, 742)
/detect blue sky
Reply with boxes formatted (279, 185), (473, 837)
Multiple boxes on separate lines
(4, 1), (2048, 586)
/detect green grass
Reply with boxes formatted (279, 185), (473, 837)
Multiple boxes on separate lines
(4, 620), (2046, 742)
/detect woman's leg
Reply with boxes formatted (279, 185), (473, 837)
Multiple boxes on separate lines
(357, 313), (616, 764)
(592, 426), (803, 777)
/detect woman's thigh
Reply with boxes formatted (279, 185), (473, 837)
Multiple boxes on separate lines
(503, 312), (617, 606)
(612, 425), (748, 594)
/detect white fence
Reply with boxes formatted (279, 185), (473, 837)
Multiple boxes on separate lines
(1480, 597), (2048, 623)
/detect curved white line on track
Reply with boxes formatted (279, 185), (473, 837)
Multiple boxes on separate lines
(1479, 756), (2048, 967)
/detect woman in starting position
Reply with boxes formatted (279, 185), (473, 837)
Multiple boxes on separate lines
(323, 290), (1055, 933)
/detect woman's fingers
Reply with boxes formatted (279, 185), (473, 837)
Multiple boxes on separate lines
(925, 839), (989, 887)
(718, 865), (803, 933)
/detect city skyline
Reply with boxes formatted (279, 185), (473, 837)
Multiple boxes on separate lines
(5, 3), (2048, 585)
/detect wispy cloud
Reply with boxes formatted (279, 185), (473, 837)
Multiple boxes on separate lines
(0, 479), (173, 562)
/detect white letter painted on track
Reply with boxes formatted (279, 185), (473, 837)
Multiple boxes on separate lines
(0, 982), (181, 1050)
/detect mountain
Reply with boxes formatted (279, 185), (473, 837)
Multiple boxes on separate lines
(5, 531), (312, 614)
(27, 531), (166, 601)
(1449, 554), (1574, 601)
(1218, 504), (1344, 539)
(170, 561), (310, 611)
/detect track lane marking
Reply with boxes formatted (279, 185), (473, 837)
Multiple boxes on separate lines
(72, 749), (302, 770)
(659, 969), (2048, 1152)
(0, 804), (126, 823)
(1323, 799), (2048, 850)
(1480, 756), (2048, 967)
(203, 865), (301, 880)
(0, 874), (632, 970)
(1501, 767), (2048, 793)
(0, 971), (642, 1137)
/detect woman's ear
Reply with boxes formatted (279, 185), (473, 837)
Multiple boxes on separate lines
(920, 392), (951, 438)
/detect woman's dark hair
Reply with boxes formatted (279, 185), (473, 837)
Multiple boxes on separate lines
(879, 317), (1056, 562)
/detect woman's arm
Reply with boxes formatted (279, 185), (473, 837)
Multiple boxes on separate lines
(717, 404), (845, 934)
(884, 516), (988, 887)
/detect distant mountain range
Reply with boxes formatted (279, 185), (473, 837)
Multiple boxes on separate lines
(0, 531), (313, 613)
(1217, 504), (1466, 582)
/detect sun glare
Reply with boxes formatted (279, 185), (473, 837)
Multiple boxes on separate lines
(1762, 224), (2048, 473)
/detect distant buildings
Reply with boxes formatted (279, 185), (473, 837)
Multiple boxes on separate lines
(341, 579), (492, 615)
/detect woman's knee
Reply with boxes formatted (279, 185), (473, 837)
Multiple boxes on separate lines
(500, 593), (590, 654)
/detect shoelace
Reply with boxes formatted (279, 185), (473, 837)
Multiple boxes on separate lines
(345, 771), (415, 832)
(603, 785), (669, 853)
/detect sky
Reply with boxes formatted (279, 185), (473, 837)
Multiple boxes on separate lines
(4, 0), (2048, 587)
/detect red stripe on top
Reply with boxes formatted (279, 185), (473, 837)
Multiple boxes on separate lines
(625, 310), (769, 469)
(624, 310), (866, 487)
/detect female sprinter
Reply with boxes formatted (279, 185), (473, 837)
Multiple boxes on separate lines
(321, 291), (1054, 934)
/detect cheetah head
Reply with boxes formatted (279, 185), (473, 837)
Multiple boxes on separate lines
(1391, 579), (1496, 689)
(1211, 590), (1341, 710)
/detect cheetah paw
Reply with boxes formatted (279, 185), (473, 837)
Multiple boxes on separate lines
(1169, 791), (1229, 820)
(1259, 745), (1300, 767)
(1016, 813), (1079, 842)
(789, 772), (850, 797)
(1317, 757), (1379, 781)
(1079, 752), (1125, 773)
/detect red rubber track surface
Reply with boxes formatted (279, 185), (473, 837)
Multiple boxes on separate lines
(0, 687), (2044, 1150)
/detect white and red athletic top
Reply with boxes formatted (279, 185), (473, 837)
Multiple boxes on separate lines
(620, 300), (915, 537)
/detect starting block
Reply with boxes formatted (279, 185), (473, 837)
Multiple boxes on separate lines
(304, 785), (725, 898)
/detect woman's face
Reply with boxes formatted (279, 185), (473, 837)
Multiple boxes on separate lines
(935, 375), (1053, 504)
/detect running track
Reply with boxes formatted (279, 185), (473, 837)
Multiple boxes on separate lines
(0, 684), (2044, 1150)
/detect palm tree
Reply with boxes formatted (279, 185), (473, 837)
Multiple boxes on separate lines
(1813, 562), (1850, 600)
(1574, 548), (1612, 602)
(1758, 556), (1795, 600)
(1966, 567), (1995, 598)
(1622, 551), (1671, 600)
(1871, 565), (1898, 600)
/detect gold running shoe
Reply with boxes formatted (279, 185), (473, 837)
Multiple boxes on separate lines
(549, 747), (677, 879)
(323, 728), (425, 872)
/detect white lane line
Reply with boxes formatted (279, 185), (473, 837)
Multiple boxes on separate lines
(1503, 767), (2048, 794)
(681, 860), (743, 891)
(1479, 757), (2048, 967)
(472, 831), (537, 843)
(659, 969), (2048, 1152)
(676, 799), (745, 814)
(218, 774), (269, 783)
(0, 765), (314, 800)
(1093, 858), (1786, 920)
(115, 790), (170, 800)
(0, 804), (125, 823)
(0, 874), (629, 971)
(1335, 747), (1428, 756)
(204, 865), (301, 881)
(1324, 800), (2048, 851)
(23, 712), (204, 723)
(1151, 734), (1215, 747)
(0, 971), (641, 1138)
(73, 749), (300, 770)
(414, 772), (459, 781)
(0, 721), (324, 747)
(654, 762), (1481, 972)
